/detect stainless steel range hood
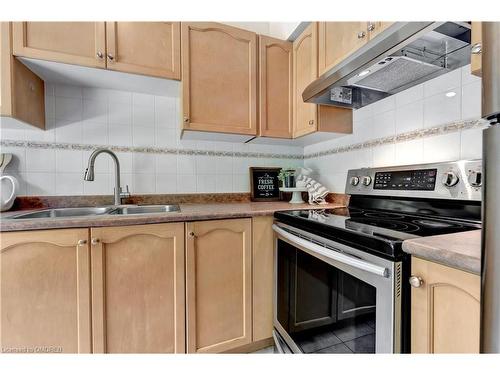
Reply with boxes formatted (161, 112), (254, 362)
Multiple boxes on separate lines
(303, 22), (472, 109)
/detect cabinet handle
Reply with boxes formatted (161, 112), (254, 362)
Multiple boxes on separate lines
(367, 23), (375, 32)
(107, 54), (114, 61)
(358, 31), (366, 39)
(471, 43), (482, 55)
(183, 117), (190, 123)
(96, 51), (104, 59)
(409, 275), (424, 288)
(91, 238), (100, 246)
(77, 239), (87, 246)
(188, 231), (195, 238)
(308, 120), (315, 125)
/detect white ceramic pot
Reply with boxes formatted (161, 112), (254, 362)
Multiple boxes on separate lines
(0, 175), (19, 212)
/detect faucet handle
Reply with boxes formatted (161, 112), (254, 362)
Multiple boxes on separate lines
(120, 185), (131, 198)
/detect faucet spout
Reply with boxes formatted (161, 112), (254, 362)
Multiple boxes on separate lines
(84, 148), (129, 205)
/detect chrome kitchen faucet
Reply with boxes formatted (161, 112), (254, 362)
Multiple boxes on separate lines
(84, 148), (130, 205)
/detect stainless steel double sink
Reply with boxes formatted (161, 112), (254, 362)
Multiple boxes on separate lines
(9, 205), (181, 220)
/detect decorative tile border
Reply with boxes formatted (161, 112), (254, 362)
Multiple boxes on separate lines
(0, 139), (303, 160)
(303, 119), (489, 159)
(0, 119), (488, 161)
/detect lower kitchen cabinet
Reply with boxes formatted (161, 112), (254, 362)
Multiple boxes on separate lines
(0, 228), (91, 353)
(186, 218), (252, 353)
(411, 256), (480, 353)
(90, 223), (185, 353)
(252, 216), (275, 342)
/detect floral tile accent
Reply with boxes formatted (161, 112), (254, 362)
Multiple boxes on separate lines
(0, 119), (487, 161)
(303, 119), (488, 159)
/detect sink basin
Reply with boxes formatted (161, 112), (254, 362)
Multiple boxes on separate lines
(109, 205), (181, 215)
(10, 206), (114, 219)
(8, 204), (181, 220)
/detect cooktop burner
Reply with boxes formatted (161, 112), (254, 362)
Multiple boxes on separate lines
(349, 217), (420, 233)
(274, 206), (481, 259)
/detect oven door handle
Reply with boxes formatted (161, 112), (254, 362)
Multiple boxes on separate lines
(272, 224), (389, 278)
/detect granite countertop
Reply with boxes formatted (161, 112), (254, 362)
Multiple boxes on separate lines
(402, 230), (482, 275)
(0, 202), (344, 232)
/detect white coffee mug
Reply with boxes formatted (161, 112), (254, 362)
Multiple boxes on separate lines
(0, 175), (19, 212)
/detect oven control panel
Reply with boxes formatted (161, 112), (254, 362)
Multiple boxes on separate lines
(374, 168), (437, 190)
(346, 160), (482, 201)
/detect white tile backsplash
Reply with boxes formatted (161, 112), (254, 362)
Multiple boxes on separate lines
(304, 65), (483, 193)
(422, 132), (461, 163)
(1, 84), (300, 196)
(1, 64), (483, 197)
(395, 101), (424, 133)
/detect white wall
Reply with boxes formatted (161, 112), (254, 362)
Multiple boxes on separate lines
(304, 65), (484, 193)
(0, 84), (302, 196)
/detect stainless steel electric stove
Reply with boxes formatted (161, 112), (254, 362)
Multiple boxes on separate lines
(272, 160), (482, 354)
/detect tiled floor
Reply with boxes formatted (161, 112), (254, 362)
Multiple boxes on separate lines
(293, 317), (376, 354)
(251, 317), (376, 354)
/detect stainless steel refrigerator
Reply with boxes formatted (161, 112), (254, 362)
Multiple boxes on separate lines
(481, 22), (500, 353)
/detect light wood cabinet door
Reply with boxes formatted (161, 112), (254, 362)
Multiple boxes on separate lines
(293, 22), (318, 138)
(186, 218), (252, 353)
(12, 22), (106, 68)
(1, 22), (45, 129)
(91, 223), (185, 353)
(181, 22), (257, 136)
(411, 257), (480, 353)
(0, 229), (91, 353)
(318, 22), (369, 76)
(252, 216), (274, 342)
(105, 22), (181, 79)
(259, 36), (293, 138)
(367, 22), (393, 40)
(471, 22), (482, 77)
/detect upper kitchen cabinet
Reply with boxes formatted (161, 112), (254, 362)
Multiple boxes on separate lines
(1, 22), (45, 129)
(317, 22), (369, 76)
(181, 23), (257, 137)
(12, 22), (106, 68)
(186, 218), (252, 353)
(471, 22), (482, 77)
(367, 22), (394, 40)
(293, 23), (352, 139)
(0, 228), (92, 353)
(259, 35), (293, 138)
(293, 22), (318, 137)
(105, 22), (181, 79)
(90, 223), (185, 353)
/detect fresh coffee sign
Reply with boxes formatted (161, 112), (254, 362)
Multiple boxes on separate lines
(250, 167), (281, 202)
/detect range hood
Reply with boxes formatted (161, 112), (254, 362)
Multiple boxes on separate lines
(303, 22), (472, 109)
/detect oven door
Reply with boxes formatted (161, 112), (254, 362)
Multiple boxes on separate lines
(273, 222), (401, 354)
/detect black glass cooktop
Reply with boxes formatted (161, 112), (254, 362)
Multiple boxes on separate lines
(274, 207), (481, 259)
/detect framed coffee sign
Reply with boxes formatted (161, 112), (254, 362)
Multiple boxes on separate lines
(249, 167), (281, 202)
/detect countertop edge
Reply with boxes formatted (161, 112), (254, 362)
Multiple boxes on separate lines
(402, 231), (481, 275)
(0, 203), (344, 232)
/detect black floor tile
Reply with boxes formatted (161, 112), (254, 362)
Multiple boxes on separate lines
(296, 330), (342, 353)
(333, 322), (374, 342)
(315, 342), (353, 354)
(344, 334), (376, 353)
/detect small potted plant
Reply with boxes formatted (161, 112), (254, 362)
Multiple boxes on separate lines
(278, 168), (296, 188)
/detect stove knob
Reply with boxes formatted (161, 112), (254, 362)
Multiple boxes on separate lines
(468, 170), (482, 187)
(362, 176), (372, 186)
(441, 171), (459, 187)
(350, 176), (360, 186)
